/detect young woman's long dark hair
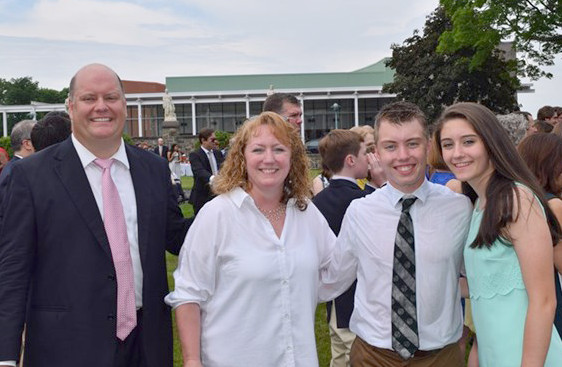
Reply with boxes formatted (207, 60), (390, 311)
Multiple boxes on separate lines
(435, 102), (561, 249)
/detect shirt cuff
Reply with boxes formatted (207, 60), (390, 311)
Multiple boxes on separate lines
(0, 361), (17, 366)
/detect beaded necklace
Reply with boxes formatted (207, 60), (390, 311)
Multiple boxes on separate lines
(257, 203), (287, 222)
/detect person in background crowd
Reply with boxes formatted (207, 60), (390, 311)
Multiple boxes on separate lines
(154, 137), (169, 158)
(427, 131), (455, 186)
(166, 112), (335, 366)
(30, 111), (71, 152)
(517, 132), (562, 339)
(0, 119), (36, 185)
(552, 119), (562, 137)
(436, 102), (562, 366)
(496, 112), (528, 146)
(263, 93), (303, 128)
(514, 111), (535, 139)
(350, 125), (385, 191)
(312, 163), (332, 196)
(0, 63), (190, 367)
(0, 148), (8, 175)
(537, 105), (558, 126)
(188, 128), (224, 216)
(322, 101), (472, 366)
(312, 129), (372, 367)
(167, 143), (182, 180)
(533, 120), (554, 134)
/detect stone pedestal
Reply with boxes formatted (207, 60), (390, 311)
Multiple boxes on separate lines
(162, 119), (179, 144)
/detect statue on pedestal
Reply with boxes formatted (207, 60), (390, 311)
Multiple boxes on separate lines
(163, 89), (177, 122)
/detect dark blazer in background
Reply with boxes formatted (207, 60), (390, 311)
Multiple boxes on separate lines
(154, 145), (169, 159)
(0, 155), (21, 186)
(0, 138), (190, 367)
(188, 147), (224, 215)
(312, 178), (373, 328)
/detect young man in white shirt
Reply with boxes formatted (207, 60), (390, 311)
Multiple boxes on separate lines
(322, 101), (472, 366)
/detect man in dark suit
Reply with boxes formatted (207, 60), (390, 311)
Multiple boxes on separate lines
(0, 119), (36, 185)
(312, 129), (377, 367)
(154, 137), (169, 159)
(188, 128), (224, 215)
(0, 64), (190, 367)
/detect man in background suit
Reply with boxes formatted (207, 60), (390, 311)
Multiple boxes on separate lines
(263, 92), (303, 128)
(312, 129), (374, 367)
(189, 128), (224, 215)
(0, 64), (190, 367)
(154, 137), (169, 159)
(0, 119), (35, 185)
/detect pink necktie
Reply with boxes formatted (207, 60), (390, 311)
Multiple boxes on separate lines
(95, 158), (136, 340)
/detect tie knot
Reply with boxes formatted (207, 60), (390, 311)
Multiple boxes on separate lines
(94, 158), (114, 170)
(401, 197), (417, 212)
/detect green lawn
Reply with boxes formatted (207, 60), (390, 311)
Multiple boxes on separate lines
(167, 176), (332, 366)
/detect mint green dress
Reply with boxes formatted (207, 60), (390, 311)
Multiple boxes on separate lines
(465, 205), (562, 366)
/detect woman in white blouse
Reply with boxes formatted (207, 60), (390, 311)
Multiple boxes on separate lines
(165, 112), (336, 367)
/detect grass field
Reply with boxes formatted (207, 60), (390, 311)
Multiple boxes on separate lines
(168, 175), (331, 366)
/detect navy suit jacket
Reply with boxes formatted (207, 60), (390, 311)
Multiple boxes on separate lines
(0, 155), (20, 186)
(154, 145), (169, 159)
(312, 178), (373, 328)
(0, 138), (190, 366)
(188, 147), (224, 214)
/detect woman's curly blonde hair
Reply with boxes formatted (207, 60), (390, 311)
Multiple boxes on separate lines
(212, 111), (311, 210)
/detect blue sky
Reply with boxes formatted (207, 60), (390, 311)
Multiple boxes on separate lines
(0, 0), (559, 117)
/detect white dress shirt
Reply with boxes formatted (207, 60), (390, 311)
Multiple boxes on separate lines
(201, 146), (218, 176)
(165, 187), (335, 367)
(72, 135), (143, 309)
(320, 179), (472, 351)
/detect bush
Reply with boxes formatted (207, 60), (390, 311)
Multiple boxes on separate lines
(122, 133), (134, 145)
(0, 136), (12, 157)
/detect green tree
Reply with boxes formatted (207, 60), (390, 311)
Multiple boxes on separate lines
(383, 7), (519, 124)
(0, 77), (68, 133)
(438, 0), (562, 79)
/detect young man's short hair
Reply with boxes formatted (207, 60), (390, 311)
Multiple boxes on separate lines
(319, 129), (363, 174)
(374, 101), (428, 141)
(198, 128), (215, 144)
(537, 105), (556, 121)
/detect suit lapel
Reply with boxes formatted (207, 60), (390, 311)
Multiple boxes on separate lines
(53, 138), (113, 259)
(127, 145), (150, 266)
(200, 148), (212, 171)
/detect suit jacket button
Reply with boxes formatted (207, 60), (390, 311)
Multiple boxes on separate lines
(107, 314), (115, 320)
(108, 275), (115, 280)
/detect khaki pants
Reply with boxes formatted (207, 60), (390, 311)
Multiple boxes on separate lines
(329, 305), (356, 367)
(350, 337), (463, 367)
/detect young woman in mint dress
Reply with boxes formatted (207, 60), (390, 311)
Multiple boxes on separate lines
(435, 102), (562, 366)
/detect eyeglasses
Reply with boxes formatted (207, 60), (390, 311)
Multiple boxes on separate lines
(283, 113), (302, 122)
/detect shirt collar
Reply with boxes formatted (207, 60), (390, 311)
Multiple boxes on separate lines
(331, 175), (359, 185)
(385, 178), (430, 208)
(201, 146), (212, 154)
(229, 186), (297, 209)
(71, 134), (130, 169)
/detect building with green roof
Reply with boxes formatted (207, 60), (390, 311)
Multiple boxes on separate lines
(1, 59), (396, 141)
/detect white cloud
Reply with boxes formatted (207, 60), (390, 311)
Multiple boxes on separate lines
(1, 0), (558, 115)
(0, 0), (210, 46)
